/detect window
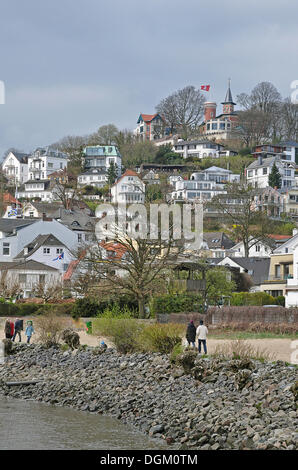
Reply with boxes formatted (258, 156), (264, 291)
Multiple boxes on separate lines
(56, 248), (63, 254)
(3, 243), (10, 255)
(275, 265), (281, 278)
(263, 168), (267, 175)
(39, 274), (46, 284)
(78, 233), (82, 242)
(48, 163), (53, 168)
(43, 248), (50, 254)
(19, 274), (27, 283)
(255, 245), (261, 252)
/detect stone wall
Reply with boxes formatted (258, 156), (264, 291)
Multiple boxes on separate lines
(157, 307), (298, 325)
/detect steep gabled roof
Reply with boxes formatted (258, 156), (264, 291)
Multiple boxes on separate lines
(112, 169), (142, 187)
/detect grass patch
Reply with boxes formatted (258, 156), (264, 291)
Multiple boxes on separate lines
(210, 339), (275, 362)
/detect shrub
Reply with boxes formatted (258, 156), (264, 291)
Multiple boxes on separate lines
(274, 296), (285, 307)
(170, 342), (184, 363)
(71, 297), (100, 319)
(35, 312), (72, 348)
(93, 317), (142, 354)
(231, 292), (275, 306)
(138, 323), (183, 354)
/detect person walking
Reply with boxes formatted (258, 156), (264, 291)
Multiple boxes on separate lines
(25, 321), (34, 344)
(4, 319), (11, 339)
(196, 320), (208, 354)
(186, 320), (196, 348)
(12, 318), (23, 342)
(10, 320), (14, 340)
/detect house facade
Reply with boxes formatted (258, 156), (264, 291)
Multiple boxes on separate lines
(134, 113), (165, 141)
(0, 260), (61, 299)
(246, 156), (295, 189)
(27, 147), (68, 181)
(2, 151), (29, 185)
(111, 170), (145, 204)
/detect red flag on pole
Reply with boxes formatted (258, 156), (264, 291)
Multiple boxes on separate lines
(201, 85), (210, 91)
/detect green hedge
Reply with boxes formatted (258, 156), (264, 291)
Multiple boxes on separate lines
(151, 293), (203, 315)
(230, 292), (276, 306)
(0, 302), (74, 317)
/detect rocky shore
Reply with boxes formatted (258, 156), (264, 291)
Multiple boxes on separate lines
(0, 343), (297, 450)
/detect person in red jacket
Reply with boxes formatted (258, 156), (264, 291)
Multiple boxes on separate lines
(10, 321), (14, 339)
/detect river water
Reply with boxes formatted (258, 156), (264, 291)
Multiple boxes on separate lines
(0, 397), (167, 450)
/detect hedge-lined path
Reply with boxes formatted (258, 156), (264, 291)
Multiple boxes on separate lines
(1, 317), (296, 363)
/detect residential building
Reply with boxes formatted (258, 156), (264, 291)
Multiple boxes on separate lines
(16, 179), (53, 202)
(77, 168), (108, 189)
(14, 234), (75, 274)
(259, 252), (293, 297)
(0, 219), (78, 263)
(218, 257), (271, 292)
(173, 139), (237, 159)
(111, 170), (145, 204)
(281, 187), (298, 218)
(142, 170), (160, 185)
(0, 260), (61, 299)
(246, 155), (295, 189)
(134, 113), (166, 141)
(170, 166), (240, 203)
(252, 140), (298, 164)
(78, 145), (122, 189)
(201, 232), (235, 258)
(251, 187), (284, 217)
(27, 147), (68, 181)
(2, 151), (29, 185)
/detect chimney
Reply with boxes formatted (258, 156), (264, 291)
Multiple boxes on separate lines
(258, 156), (263, 165)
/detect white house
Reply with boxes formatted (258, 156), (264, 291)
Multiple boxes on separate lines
(173, 140), (237, 159)
(111, 170), (145, 204)
(169, 167), (240, 203)
(27, 147), (68, 181)
(0, 260), (62, 299)
(246, 156), (296, 189)
(14, 233), (75, 274)
(0, 219), (78, 263)
(230, 238), (273, 258)
(16, 179), (53, 202)
(2, 151), (29, 185)
(77, 169), (107, 188)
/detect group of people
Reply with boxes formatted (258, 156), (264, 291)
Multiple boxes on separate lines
(186, 319), (208, 354)
(4, 318), (34, 344)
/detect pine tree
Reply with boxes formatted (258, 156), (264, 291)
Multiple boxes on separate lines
(107, 162), (118, 186)
(268, 163), (282, 189)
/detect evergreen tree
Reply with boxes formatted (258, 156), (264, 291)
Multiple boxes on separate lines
(107, 162), (118, 186)
(268, 163), (282, 189)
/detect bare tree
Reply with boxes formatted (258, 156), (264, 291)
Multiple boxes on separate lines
(235, 109), (272, 147)
(280, 97), (298, 141)
(85, 226), (182, 318)
(0, 271), (23, 300)
(88, 124), (119, 145)
(208, 183), (276, 257)
(32, 281), (63, 304)
(156, 86), (205, 139)
(49, 135), (88, 169)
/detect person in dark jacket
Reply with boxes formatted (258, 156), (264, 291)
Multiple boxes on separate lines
(186, 320), (196, 348)
(4, 319), (11, 339)
(12, 318), (23, 342)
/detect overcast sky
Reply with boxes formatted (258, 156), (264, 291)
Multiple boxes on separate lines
(0, 0), (297, 158)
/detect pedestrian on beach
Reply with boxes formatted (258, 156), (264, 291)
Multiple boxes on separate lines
(4, 319), (11, 339)
(25, 321), (34, 344)
(196, 320), (208, 354)
(12, 318), (23, 342)
(186, 320), (196, 348)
